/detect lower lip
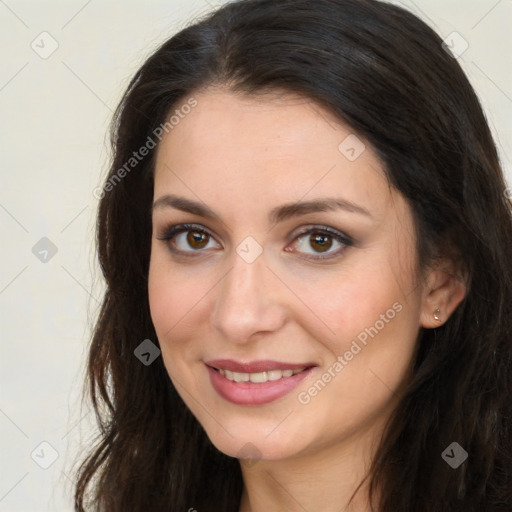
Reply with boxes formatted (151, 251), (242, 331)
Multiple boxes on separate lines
(206, 365), (314, 406)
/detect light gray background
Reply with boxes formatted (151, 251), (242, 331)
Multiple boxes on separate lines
(1, 1), (511, 510)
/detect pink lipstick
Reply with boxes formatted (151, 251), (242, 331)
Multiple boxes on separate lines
(205, 359), (315, 406)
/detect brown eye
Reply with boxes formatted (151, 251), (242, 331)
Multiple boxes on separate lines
(289, 226), (352, 260)
(186, 230), (210, 249)
(157, 224), (221, 255)
(309, 233), (333, 253)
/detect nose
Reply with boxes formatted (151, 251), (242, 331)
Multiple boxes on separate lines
(211, 247), (287, 344)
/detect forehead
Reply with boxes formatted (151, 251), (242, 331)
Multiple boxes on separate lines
(153, 88), (397, 223)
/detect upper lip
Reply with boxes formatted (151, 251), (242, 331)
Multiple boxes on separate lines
(205, 359), (316, 373)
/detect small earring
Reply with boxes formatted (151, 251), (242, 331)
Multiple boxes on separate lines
(433, 307), (441, 321)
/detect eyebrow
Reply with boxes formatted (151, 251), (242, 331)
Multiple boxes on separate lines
(152, 194), (373, 223)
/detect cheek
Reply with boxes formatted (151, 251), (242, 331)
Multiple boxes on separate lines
(294, 263), (406, 343)
(147, 253), (218, 371)
(148, 252), (203, 332)
(148, 255), (189, 364)
(148, 259), (176, 335)
(323, 241), (419, 342)
(290, 272), (418, 443)
(148, 266), (192, 389)
(296, 257), (420, 384)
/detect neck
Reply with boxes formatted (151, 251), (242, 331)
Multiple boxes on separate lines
(238, 422), (384, 512)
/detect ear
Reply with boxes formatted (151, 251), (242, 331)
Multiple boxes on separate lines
(419, 258), (467, 328)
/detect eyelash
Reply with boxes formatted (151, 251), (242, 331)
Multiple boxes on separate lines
(156, 223), (353, 261)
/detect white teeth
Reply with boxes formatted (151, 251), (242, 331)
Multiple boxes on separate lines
(233, 371), (250, 383)
(249, 371), (267, 383)
(267, 370), (283, 381)
(218, 367), (306, 383)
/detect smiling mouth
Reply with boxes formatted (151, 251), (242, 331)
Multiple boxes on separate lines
(205, 361), (316, 405)
(205, 358), (316, 382)
(214, 367), (307, 383)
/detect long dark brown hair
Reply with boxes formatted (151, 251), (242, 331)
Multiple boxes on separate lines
(74, 0), (512, 510)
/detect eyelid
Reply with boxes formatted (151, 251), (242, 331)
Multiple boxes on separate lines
(291, 224), (352, 245)
(287, 224), (353, 260)
(156, 222), (214, 240)
(156, 223), (220, 254)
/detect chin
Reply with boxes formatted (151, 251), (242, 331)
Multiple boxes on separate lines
(202, 417), (306, 464)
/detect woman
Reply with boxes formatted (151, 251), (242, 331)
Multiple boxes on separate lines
(75, 0), (512, 510)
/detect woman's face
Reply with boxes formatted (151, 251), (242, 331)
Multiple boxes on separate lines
(148, 88), (428, 463)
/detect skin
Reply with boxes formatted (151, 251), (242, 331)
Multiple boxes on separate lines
(148, 88), (466, 512)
